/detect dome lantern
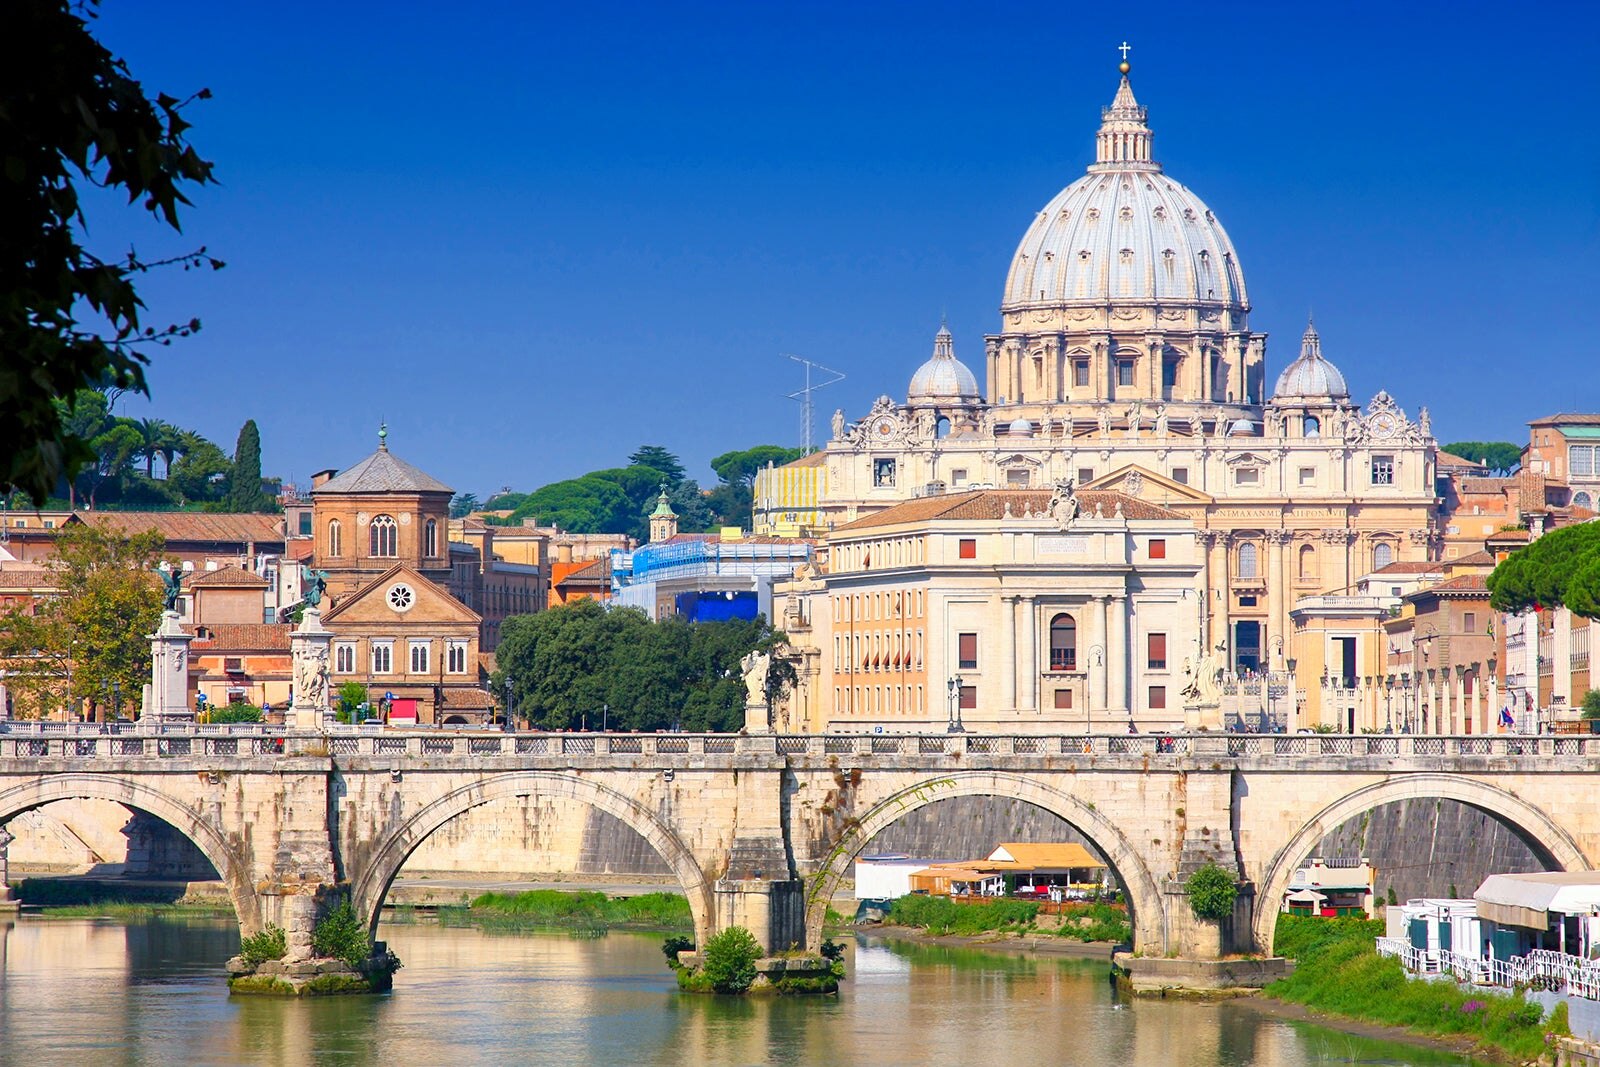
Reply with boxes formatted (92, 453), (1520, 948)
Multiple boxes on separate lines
(908, 321), (982, 404)
(1271, 318), (1350, 402)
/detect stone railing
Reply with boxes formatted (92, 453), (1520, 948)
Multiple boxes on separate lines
(0, 723), (1596, 764)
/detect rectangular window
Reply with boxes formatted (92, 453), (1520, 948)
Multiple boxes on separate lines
(1148, 538), (1166, 559)
(958, 632), (978, 671)
(1235, 467), (1260, 486)
(371, 642), (393, 674)
(951, 468), (968, 486)
(1077, 467), (1095, 485)
(873, 457), (897, 488)
(958, 538), (976, 560)
(959, 685), (977, 711)
(1464, 611), (1477, 634)
(1572, 446), (1596, 477)
(1005, 468), (1031, 487)
(1371, 455), (1395, 485)
(1299, 466), (1316, 486)
(409, 640), (430, 674)
(1074, 361), (1089, 387)
(335, 644), (355, 674)
(1149, 685), (1167, 710)
(1171, 467), (1188, 485)
(1238, 594), (1258, 607)
(1054, 689), (1073, 710)
(1147, 633), (1167, 670)
(297, 511), (312, 536)
(1117, 360), (1134, 387)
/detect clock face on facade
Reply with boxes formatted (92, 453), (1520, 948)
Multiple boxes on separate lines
(872, 416), (896, 438)
(387, 583), (415, 613)
(1370, 411), (1399, 438)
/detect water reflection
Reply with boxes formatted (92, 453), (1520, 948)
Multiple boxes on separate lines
(0, 918), (1484, 1067)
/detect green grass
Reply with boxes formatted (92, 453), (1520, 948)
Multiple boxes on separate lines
(1267, 915), (1555, 1061)
(887, 895), (1040, 936)
(26, 900), (235, 919)
(455, 890), (693, 932)
(1043, 902), (1132, 943)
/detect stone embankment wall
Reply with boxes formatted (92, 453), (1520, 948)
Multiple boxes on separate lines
(9, 800), (217, 879)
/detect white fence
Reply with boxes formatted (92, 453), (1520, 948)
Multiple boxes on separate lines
(1378, 937), (1600, 1000)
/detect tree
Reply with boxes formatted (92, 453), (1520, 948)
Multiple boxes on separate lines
(450, 492), (480, 518)
(0, 522), (165, 720)
(1186, 862), (1238, 921)
(1, 1), (221, 505)
(1488, 521), (1600, 620)
(709, 445), (805, 490)
(168, 433), (230, 505)
(1443, 441), (1523, 476)
(336, 681), (369, 724)
(699, 926), (760, 993)
(669, 481), (715, 533)
(628, 446), (686, 486)
(224, 420), (271, 512)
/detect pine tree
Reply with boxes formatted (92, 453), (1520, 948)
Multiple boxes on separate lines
(225, 419), (268, 512)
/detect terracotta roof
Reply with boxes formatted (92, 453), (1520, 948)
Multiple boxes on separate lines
(1449, 550), (1496, 568)
(1437, 451), (1487, 470)
(1369, 561), (1441, 576)
(1457, 477), (1515, 495)
(1529, 413), (1600, 427)
(1412, 574), (1489, 597)
(777, 450), (827, 469)
(84, 511), (285, 544)
(987, 842), (1105, 870)
(1487, 527), (1531, 543)
(186, 623), (292, 651)
(286, 539), (315, 561)
(555, 557), (611, 586)
(0, 566), (58, 588)
(833, 490), (1183, 532)
(440, 687), (495, 709)
(189, 565), (269, 589)
(312, 446), (452, 495)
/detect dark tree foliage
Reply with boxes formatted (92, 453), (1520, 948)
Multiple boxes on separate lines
(709, 445), (805, 490)
(1487, 521), (1600, 620)
(1, 0), (221, 504)
(493, 600), (788, 732)
(1443, 441), (1523, 476)
(627, 446), (686, 486)
(225, 419), (270, 512)
(449, 492), (480, 518)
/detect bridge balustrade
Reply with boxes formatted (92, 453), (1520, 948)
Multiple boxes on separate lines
(0, 727), (1591, 763)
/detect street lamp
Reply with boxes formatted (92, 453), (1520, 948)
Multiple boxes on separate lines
(946, 675), (965, 734)
(503, 677), (515, 734)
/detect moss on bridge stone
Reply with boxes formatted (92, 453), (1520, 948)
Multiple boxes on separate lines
(225, 946), (401, 996)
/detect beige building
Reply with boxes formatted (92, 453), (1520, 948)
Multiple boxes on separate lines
(757, 65), (1440, 689)
(772, 486), (1202, 733)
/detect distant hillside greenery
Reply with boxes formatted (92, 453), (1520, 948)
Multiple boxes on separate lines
(477, 443), (802, 540)
(1442, 441), (1521, 475)
(34, 389), (279, 512)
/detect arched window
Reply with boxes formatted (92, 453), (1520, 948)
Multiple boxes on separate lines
(1575, 491), (1594, 510)
(1298, 543), (1316, 579)
(424, 518), (438, 557)
(369, 514), (397, 557)
(1049, 614), (1077, 671)
(1373, 542), (1393, 570)
(1303, 415), (1321, 438)
(327, 519), (343, 557)
(1237, 542), (1259, 579)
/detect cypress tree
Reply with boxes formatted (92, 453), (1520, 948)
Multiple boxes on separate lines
(226, 419), (266, 512)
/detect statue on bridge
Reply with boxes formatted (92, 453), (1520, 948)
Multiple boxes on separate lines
(158, 565), (184, 614)
(302, 566), (329, 609)
(1182, 639), (1227, 706)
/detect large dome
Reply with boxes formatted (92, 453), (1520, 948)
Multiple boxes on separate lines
(1002, 75), (1248, 312)
(908, 322), (981, 402)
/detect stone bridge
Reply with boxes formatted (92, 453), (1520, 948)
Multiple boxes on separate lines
(0, 725), (1594, 962)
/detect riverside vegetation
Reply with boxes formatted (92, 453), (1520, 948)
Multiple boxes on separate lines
(404, 890), (695, 934)
(664, 927), (846, 995)
(1267, 915), (1565, 1062)
(885, 895), (1132, 943)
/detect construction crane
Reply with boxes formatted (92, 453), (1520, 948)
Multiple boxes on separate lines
(784, 355), (846, 454)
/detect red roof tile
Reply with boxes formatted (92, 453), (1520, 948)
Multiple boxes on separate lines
(833, 489), (1182, 532)
(189, 565), (269, 588)
(1369, 561), (1442, 576)
(186, 623), (292, 651)
(85, 511), (285, 544)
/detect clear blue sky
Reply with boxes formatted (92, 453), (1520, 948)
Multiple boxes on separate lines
(89, 0), (1600, 495)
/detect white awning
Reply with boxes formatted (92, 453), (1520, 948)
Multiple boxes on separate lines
(1475, 872), (1600, 929)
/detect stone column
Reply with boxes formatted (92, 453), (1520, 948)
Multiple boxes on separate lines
(146, 611), (195, 722)
(1468, 667), (1481, 734)
(290, 609), (333, 733)
(1109, 593), (1128, 716)
(1554, 609), (1573, 713)
(1265, 532), (1286, 670)
(1022, 595), (1038, 714)
(1001, 595), (1018, 712)
(0, 827), (17, 909)
(1089, 596), (1108, 719)
(1488, 668), (1501, 732)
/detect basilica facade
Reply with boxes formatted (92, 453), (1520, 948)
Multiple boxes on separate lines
(760, 65), (1441, 694)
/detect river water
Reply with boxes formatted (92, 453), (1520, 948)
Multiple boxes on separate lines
(0, 916), (1484, 1067)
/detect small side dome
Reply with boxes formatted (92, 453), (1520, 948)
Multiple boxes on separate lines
(1007, 417), (1035, 437)
(909, 322), (982, 403)
(1273, 318), (1350, 401)
(1228, 418), (1255, 436)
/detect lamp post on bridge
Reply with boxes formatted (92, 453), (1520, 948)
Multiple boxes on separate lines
(946, 675), (965, 734)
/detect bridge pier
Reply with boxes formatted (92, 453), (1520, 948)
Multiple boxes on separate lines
(714, 878), (806, 954)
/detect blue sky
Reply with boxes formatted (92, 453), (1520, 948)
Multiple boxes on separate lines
(89, 0), (1599, 495)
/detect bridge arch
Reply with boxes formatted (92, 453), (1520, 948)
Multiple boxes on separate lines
(803, 771), (1168, 954)
(0, 772), (263, 933)
(1254, 774), (1589, 952)
(350, 771), (712, 946)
